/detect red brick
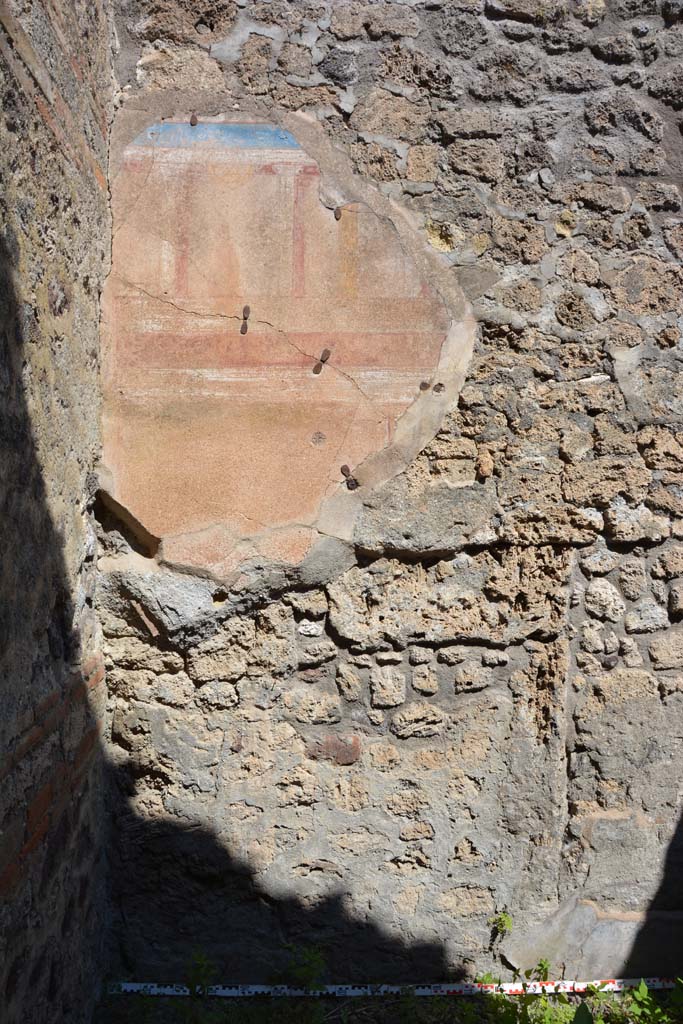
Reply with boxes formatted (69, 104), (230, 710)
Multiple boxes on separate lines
(86, 662), (105, 690)
(20, 813), (50, 859)
(72, 725), (100, 772)
(13, 723), (47, 764)
(306, 733), (362, 766)
(38, 700), (67, 743)
(83, 652), (105, 678)
(50, 768), (76, 820)
(70, 679), (87, 704)
(0, 698), (68, 782)
(35, 687), (61, 719)
(0, 859), (24, 899)
(70, 658), (105, 705)
(26, 781), (54, 835)
(0, 815), (25, 874)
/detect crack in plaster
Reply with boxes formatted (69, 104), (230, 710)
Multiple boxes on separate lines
(103, 107), (475, 587)
(110, 272), (377, 405)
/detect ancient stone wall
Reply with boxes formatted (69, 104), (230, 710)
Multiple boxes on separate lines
(0, 3), (113, 1022)
(101, 0), (683, 988)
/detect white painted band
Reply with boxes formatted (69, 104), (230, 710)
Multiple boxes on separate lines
(110, 978), (678, 999)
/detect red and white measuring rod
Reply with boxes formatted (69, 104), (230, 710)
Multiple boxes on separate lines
(110, 978), (679, 999)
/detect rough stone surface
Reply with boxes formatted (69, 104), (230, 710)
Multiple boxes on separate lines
(97, 0), (683, 986)
(6, 0), (683, 1011)
(0, 3), (113, 1023)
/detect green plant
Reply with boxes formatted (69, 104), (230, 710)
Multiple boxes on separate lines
(489, 911), (514, 941)
(535, 960), (551, 984)
(573, 1003), (594, 1024)
(178, 951), (225, 1024)
(581, 981), (615, 1024)
(263, 945), (328, 1024)
(621, 980), (672, 1024)
(186, 950), (218, 996)
(501, 961), (572, 1024)
(96, 963), (683, 1024)
(397, 987), (420, 1024)
(277, 943), (327, 991)
(535, 978), (683, 1024)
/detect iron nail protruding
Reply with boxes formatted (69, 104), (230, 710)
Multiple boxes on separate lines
(190, 113), (198, 126)
(240, 321), (248, 335)
(242, 305), (251, 320)
(320, 348), (331, 363)
(346, 476), (360, 491)
(419, 380), (430, 391)
(312, 362), (323, 375)
(340, 464), (351, 478)
(334, 207), (342, 221)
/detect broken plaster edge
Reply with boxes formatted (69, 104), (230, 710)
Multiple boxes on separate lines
(100, 94), (476, 610)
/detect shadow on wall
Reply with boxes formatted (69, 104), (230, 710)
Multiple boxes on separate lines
(0, 231), (104, 1024)
(5, 215), (683, 1012)
(0, 218), (461, 997)
(106, 771), (683, 991)
(622, 811), (683, 979)
(106, 757), (460, 985)
(0, 220), (453, 1024)
(6, 230), (683, 1018)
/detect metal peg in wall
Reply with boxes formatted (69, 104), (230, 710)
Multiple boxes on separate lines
(340, 465), (359, 490)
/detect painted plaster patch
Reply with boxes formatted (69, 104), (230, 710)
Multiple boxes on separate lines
(102, 117), (470, 584)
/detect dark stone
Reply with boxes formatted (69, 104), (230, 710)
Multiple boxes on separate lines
(663, 0), (683, 22)
(4, 949), (25, 1003)
(436, 11), (488, 57)
(318, 48), (357, 85)
(649, 65), (683, 109)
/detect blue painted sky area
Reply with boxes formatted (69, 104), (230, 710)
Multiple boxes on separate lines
(132, 122), (301, 150)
